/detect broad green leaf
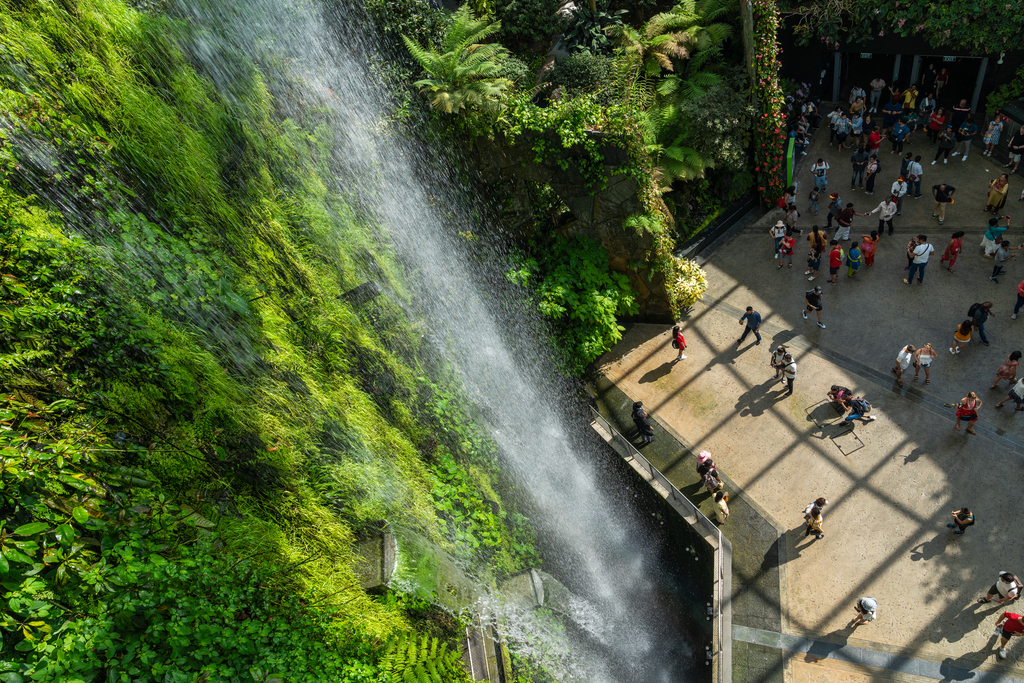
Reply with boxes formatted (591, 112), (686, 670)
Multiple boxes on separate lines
(1, 547), (34, 565)
(72, 507), (89, 524)
(55, 524), (75, 546)
(12, 523), (47, 536)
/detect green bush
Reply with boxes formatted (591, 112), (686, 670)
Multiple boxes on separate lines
(364, 0), (450, 49)
(677, 83), (756, 172)
(562, 7), (628, 55)
(498, 54), (535, 90)
(495, 0), (565, 48)
(507, 235), (637, 375)
(549, 51), (615, 99)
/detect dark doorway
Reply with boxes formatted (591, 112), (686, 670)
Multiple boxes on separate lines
(916, 57), (982, 111)
(840, 53), (898, 104)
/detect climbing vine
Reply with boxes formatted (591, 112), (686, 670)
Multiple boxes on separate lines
(751, 0), (786, 207)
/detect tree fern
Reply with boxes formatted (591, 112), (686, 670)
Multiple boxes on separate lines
(382, 633), (472, 683)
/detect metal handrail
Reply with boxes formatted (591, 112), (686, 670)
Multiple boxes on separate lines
(589, 407), (725, 683)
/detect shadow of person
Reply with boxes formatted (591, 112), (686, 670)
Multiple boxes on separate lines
(909, 531), (955, 562)
(801, 626), (853, 663)
(936, 631), (1004, 679)
(806, 402), (843, 426)
(736, 378), (788, 417)
(927, 598), (1000, 646)
(903, 446), (926, 465)
(639, 362), (675, 384)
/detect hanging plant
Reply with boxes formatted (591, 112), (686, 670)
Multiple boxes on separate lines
(751, 0), (786, 207)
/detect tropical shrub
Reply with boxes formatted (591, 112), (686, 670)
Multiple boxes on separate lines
(365, 0), (450, 49)
(668, 256), (708, 313)
(403, 5), (513, 114)
(677, 83), (756, 172)
(562, 7), (629, 54)
(549, 51), (615, 99)
(507, 235), (638, 374)
(494, 0), (565, 48)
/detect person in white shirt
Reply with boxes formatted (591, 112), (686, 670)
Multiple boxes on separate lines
(906, 156), (924, 198)
(870, 196), (899, 236)
(891, 176), (909, 216)
(810, 159), (830, 189)
(869, 77), (886, 112)
(905, 234), (935, 285)
(979, 572), (1022, 605)
(849, 85), (866, 105)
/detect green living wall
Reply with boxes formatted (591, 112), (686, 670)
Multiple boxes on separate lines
(0, 0), (537, 680)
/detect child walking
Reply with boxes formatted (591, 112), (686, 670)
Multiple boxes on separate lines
(808, 187), (820, 216)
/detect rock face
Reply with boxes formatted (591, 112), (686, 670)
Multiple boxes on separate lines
(469, 131), (673, 321)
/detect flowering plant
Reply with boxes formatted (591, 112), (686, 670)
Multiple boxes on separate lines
(752, 0), (786, 207)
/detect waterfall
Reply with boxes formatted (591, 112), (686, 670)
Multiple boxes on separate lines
(147, 0), (704, 679)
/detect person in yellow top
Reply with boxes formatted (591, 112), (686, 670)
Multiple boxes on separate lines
(951, 320), (972, 355)
(901, 85), (919, 112)
(804, 505), (824, 539)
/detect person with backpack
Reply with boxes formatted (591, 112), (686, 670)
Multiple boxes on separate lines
(769, 220), (786, 258)
(804, 504), (824, 539)
(994, 611), (1024, 659)
(948, 507), (975, 535)
(702, 467), (724, 494)
(979, 572), (1022, 606)
(844, 397), (876, 423)
(631, 401), (655, 444)
(810, 158), (830, 190)
(671, 325), (687, 361)
(970, 301), (994, 346)
(955, 392), (982, 434)
(770, 345), (790, 380)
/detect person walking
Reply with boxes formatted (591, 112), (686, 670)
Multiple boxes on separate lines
(983, 116), (1005, 157)
(826, 192), (843, 228)
(904, 234), (919, 273)
(995, 377), (1024, 411)
(948, 507), (974, 534)
(851, 146), (869, 189)
(986, 174), (1010, 214)
(1014, 278), (1024, 320)
(979, 572), (1022, 606)
(808, 186), (821, 216)
(844, 396), (875, 423)
(933, 125), (955, 164)
(891, 175), (909, 216)
(971, 301), (995, 346)
(804, 503), (824, 539)
(714, 491), (729, 524)
(893, 344), (917, 387)
(1005, 125), (1024, 175)
(803, 497), (829, 516)
(940, 231), (965, 273)
(982, 215), (1011, 257)
(737, 306), (763, 346)
(951, 320), (973, 355)
(905, 234), (935, 285)
(955, 392), (982, 434)
(784, 204), (800, 233)
(864, 155), (880, 194)
(803, 285), (825, 328)
(770, 220), (786, 258)
(827, 106), (844, 146)
(900, 152), (913, 178)
(805, 241), (823, 282)
(935, 67), (950, 96)
(672, 325), (687, 360)
(810, 157), (830, 190)
(913, 343), (937, 384)
(852, 597), (878, 626)
(868, 76), (886, 112)
(993, 611), (1024, 660)
(859, 230), (878, 266)
(826, 240), (843, 284)
(778, 229), (796, 269)
(869, 196), (898, 236)
(991, 240), (1023, 284)
(836, 203), (866, 242)
(891, 118), (909, 155)
(846, 241), (863, 278)
(927, 108), (946, 146)
(632, 402), (655, 444)
(954, 114), (978, 160)
(920, 63), (938, 94)
(781, 353), (798, 395)
(907, 156), (924, 198)
(990, 351), (1021, 390)
(931, 183), (955, 224)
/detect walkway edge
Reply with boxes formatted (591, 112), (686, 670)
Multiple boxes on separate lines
(590, 409), (732, 683)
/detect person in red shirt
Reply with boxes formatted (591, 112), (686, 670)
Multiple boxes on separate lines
(777, 229), (796, 269)
(828, 239), (843, 284)
(995, 611), (1024, 659)
(1014, 278), (1024, 320)
(868, 127), (885, 154)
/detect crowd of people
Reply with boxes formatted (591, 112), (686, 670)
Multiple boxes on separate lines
(626, 66), (1024, 662)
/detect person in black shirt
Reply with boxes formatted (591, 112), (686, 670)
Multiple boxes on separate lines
(932, 183), (956, 224)
(950, 99), (971, 130)
(920, 63), (937, 94)
(1004, 125), (1024, 175)
(803, 286), (824, 327)
(631, 401), (655, 444)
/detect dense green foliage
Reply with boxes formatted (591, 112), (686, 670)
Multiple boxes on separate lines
(493, 0), (565, 49)
(0, 0), (540, 678)
(507, 236), (637, 374)
(781, 0), (1024, 52)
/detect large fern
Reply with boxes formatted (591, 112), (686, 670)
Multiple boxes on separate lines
(401, 5), (512, 114)
(381, 633), (472, 683)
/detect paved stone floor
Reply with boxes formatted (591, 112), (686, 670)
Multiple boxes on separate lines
(595, 123), (1024, 683)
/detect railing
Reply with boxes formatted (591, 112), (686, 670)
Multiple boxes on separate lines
(589, 406), (729, 683)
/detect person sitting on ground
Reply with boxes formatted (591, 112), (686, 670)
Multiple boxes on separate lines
(948, 507), (974, 535)
(844, 396), (876, 423)
(827, 385), (852, 410)
(980, 572), (1022, 605)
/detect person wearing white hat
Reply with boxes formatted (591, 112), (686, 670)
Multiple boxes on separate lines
(852, 597), (878, 625)
(769, 220), (786, 259)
